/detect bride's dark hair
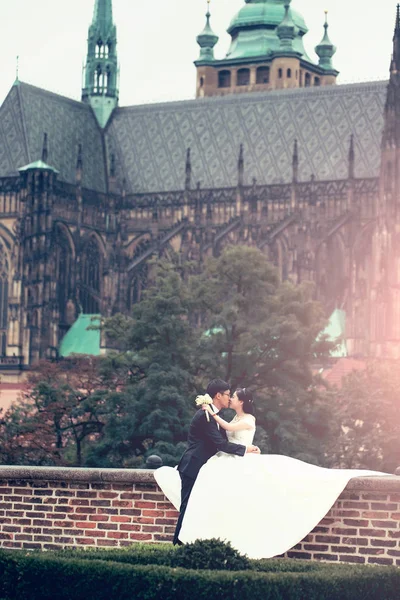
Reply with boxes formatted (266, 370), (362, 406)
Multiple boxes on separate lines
(236, 388), (255, 416)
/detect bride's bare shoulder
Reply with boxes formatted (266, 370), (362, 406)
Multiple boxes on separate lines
(244, 414), (256, 426)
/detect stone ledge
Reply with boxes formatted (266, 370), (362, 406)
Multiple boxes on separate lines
(346, 475), (400, 491)
(0, 466), (398, 490)
(0, 466), (156, 484)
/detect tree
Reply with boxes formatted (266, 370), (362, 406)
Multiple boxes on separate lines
(87, 261), (198, 467)
(332, 360), (400, 472)
(1, 247), (337, 468)
(0, 356), (119, 466)
(190, 246), (337, 464)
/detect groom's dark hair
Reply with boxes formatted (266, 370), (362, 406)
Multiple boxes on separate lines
(206, 379), (230, 400)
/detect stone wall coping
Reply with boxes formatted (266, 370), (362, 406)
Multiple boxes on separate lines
(0, 466), (156, 484)
(0, 465), (398, 490)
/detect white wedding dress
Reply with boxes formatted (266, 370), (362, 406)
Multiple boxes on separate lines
(154, 417), (389, 559)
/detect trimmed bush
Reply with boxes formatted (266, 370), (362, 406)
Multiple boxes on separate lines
(1, 544), (400, 600)
(171, 538), (251, 571)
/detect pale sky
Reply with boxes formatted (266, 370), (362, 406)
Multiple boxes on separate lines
(0, 0), (395, 108)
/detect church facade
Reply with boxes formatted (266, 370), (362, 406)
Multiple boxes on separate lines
(0, 0), (398, 382)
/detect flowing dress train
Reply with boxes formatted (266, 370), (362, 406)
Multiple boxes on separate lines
(154, 420), (389, 559)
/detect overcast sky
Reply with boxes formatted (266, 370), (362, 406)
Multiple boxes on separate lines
(0, 0), (395, 107)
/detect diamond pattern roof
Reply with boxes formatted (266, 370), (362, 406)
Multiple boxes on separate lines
(106, 81), (387, 193)
(0, 83), (107, 193)
(0, 80), (388, 195)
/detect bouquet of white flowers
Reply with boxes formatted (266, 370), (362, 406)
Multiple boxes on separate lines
(195, 393), (213, 421)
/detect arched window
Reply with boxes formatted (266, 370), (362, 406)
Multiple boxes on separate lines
(200, 76), (204, 88)
(237, 68), (250, 86)
(127, 266), (148, 311)
(80, 238), (102, 314)
(287, 68), (292, 78)
(305, 72), (311, 87)
(218, 70), (231, 88)
(96, 39), (103, 59)
(256, 66), (270, 84)
(314, 77), (321, 87)
(278, 68), (283, 79)
(54, 226), (73, 335)
(0, 240), (8, 356)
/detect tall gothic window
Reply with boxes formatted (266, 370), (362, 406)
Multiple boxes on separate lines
(127, 266), (148, 311)
(80, 237), (102, 314)
(0, 240), (9, 356)
(54, 227), (73, 334)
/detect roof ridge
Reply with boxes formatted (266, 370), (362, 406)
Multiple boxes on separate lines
(115, 80), (388, 114)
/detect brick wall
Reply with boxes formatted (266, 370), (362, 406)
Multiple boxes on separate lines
(0, 467), (176, 551)
(284, 482), (400, 566)
(0, 467), (399, 564)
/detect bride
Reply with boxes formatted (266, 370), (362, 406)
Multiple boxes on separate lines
(155, 388), (388, 559)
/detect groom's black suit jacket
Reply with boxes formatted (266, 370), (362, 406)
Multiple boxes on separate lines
(177, 409), (246, 480)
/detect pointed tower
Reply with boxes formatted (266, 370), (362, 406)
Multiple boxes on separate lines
(315, 11), (338, 82)
(380, 3), (400, 215)
(82, 0), (119, 128)
(195, 1), (219, 97)
(365, 4), (400, 359)
(277, 2), (296, 52)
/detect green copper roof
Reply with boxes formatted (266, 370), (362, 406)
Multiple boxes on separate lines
(59, 314), (101, 357)
(319, 308), (347, 358)
(18, 159), (59, 173)
(228, 0), (307, 34)
(225, 0), (313, 63)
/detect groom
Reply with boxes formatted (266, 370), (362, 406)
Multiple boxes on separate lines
(173, 378), (260, 545)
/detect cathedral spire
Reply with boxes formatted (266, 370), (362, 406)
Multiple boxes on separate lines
(391, 4), (400, 74)
(82, 0), (119, 128)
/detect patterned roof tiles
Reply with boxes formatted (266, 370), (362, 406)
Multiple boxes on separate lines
(0, 82), (107, 193)
(0, 80), (388, 195)
(107, 81), (387, 194)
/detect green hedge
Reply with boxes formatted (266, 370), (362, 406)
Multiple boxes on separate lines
(54, 543), (343, 572)
(1, 548), (400, 600)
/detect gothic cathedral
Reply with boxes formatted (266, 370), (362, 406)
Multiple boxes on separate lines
(0, 0), (399, 385)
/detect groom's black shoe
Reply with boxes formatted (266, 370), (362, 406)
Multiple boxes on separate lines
(173, 539), (183, 546)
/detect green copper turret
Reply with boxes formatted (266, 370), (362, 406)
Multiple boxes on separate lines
(277, 2), (296, 53)
(315, 11), (336, 70)
(196, 1), (219, 63)
(82, 0), (119, 128)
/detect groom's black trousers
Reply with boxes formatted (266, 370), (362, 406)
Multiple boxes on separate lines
(173, 473), (195, 545)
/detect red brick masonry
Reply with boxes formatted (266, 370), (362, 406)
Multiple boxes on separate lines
(0, 467), (399, 565)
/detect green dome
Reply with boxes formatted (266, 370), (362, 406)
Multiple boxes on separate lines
(228, 0), (308, 36)
(225, 0), (313, 62)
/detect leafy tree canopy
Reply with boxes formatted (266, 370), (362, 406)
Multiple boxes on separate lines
(1, 247), (337, 467)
